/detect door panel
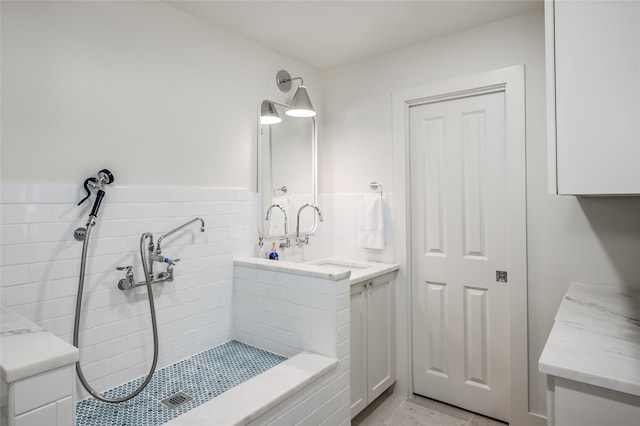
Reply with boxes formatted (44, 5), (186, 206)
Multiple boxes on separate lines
(367, 277), (394, 401)
(414, 280), (449, 378)
(463, 286), (489, 389)
(411, 92), (509, 422)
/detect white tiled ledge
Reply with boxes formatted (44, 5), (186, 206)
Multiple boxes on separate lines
(165, 352), (337, 426)
(234, 257), (399, 284)
(539, 282), (640, 397)
(0, 305), (78, 383)
(234, 257), (351, 281)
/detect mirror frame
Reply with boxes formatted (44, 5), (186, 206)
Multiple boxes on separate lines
(257, 99), (318, 239)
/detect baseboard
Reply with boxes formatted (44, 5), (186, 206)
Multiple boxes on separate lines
(529, 411), (548, 426)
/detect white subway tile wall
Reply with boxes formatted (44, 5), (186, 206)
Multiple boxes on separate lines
(0, 184), (254, 400)
(238, 267), (351, 426)
(284, 192), (394, 263)
(250, 353), (351, 426)
(233, 265), (349, 359)
(1, 184), (373, 425)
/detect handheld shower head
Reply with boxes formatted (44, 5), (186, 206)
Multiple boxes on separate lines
(97, 169), (114, 185)
(77, 169), (115, 219)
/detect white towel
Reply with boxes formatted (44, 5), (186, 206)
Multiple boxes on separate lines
(268, 196), (291, 236)
(356, 195), (385, 249)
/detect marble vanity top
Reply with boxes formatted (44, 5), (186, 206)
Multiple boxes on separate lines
(0, 305), (78, 383)
(235, 257), (398, 285)
(308, 259), (399, 285)
(539, 282), (640, 397)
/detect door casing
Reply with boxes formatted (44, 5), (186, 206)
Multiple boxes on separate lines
(392, 65), (529, 425)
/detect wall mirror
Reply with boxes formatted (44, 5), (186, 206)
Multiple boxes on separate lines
(257, 100), (317, 239)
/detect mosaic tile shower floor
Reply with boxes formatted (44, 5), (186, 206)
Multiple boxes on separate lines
(75, 340), (288, 426)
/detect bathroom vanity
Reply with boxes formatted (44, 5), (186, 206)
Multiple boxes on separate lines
(306, 259), (399, 419)
(539, 282), (640, 426)
(346, 262), (397, 419)
(0, 306), (78, 426)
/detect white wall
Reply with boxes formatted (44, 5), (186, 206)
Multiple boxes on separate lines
(5, 1), (640, 420)
(320, 7), (640, 419)
(0, 0), (321, 404)
(0, 183), (253, 401)
(0, 1), (321, 189)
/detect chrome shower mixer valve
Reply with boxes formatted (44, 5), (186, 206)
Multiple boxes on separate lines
(116, 217), (204, 291)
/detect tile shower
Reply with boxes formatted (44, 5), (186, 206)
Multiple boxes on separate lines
(0, 184), (383, 424)
(1, 184), (249, 398)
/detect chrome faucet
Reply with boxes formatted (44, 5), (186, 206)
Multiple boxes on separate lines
(117, 217), (204, 290)
(156, 217), (205, 253)
(296, 203), (323, 246)
(265, 204), (288, 235)
(149, 217), (204, 277)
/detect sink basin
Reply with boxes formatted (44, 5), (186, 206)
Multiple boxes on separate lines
(307, 259), (370, 271)
(305, 258), (400, 285)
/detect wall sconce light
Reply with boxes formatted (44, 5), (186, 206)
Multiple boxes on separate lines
(276, 69), (316, 117)
(260, 101), (282, 125)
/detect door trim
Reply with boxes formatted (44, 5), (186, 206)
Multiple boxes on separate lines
(392, 65), (528, 425)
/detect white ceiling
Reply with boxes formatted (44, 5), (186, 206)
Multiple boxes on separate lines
(166, 0), (543, 70)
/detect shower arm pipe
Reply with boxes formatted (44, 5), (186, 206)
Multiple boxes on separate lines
(156, 217), (205, 253)
(140, 232), (154, 283)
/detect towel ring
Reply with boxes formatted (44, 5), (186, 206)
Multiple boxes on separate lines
(273, 186), (287, 196)
(369, 181), (383, 198)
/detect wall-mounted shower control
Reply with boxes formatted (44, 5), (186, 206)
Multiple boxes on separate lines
(117, 218), (203, 292)
(116, 265), (135, 290)
(74, 227), (87, 241)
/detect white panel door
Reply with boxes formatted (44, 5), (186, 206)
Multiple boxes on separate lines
(410, 91), (510, 422)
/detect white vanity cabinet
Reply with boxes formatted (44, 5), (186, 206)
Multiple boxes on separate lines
(350, 271), (396, 419)
(546, 0), (640, 195)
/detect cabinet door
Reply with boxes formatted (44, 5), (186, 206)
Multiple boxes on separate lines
(350, 284), (368, 418)
(15, 402), (56, 426)
(550, 377), (640, 426)
(366, 275), (395, 403)
(549, 0), (640, 195)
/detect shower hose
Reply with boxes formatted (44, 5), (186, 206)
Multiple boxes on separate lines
(73, 222), (159, 403)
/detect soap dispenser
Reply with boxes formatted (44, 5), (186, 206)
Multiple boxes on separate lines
(268, 242), (279, 261)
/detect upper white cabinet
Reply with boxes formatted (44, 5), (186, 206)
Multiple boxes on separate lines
(546, 0), (640, 195)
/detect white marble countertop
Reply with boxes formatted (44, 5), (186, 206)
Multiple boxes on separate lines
(234, 257), (399, 286)
(319, 259), (399, 285)
(0, 305), (78, 383)
(539, 282), (640, 397)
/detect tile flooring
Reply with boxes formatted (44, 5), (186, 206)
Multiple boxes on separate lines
(353, 391), (507, 426)
(75, 341), (286, 426)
